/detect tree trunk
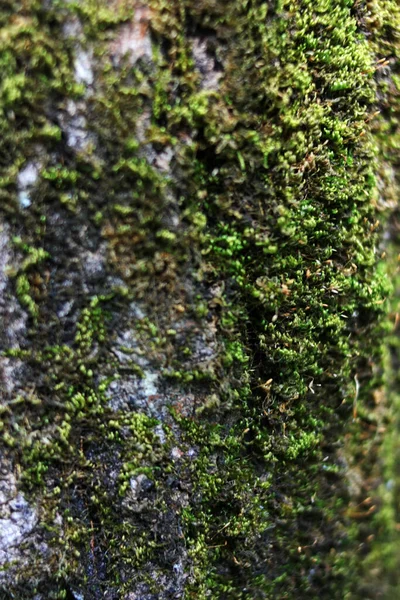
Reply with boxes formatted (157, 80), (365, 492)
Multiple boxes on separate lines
(0, 1), (399, 598)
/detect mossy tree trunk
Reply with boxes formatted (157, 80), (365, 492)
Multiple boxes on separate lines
(0, 1), (400, 599)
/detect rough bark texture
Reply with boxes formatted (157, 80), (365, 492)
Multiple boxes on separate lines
(0, 1), (400, 599)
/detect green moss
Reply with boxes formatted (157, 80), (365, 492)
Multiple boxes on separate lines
(0, 0), (399, 597)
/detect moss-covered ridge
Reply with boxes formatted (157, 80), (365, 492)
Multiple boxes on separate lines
(0, 0), (399, 598)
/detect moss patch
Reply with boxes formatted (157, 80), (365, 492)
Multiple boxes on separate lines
(0, 0), (399, 598)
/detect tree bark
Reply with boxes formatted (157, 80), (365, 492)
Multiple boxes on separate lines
(0, 1), (399, 598)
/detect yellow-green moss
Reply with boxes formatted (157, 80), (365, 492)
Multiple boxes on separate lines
(0, 0), (400, 598)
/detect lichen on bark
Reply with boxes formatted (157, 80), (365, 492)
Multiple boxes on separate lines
(0, 0), (399, 598)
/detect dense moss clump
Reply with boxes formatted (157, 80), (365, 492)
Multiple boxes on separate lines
(0, 0), (399, 598)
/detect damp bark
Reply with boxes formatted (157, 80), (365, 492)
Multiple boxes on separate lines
(0, 1), (400, 599)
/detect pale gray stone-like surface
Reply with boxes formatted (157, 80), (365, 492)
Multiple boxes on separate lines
(110, 5), (153, 66)
(0, 464), (40, 579)
(17, 162), (39, 208)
